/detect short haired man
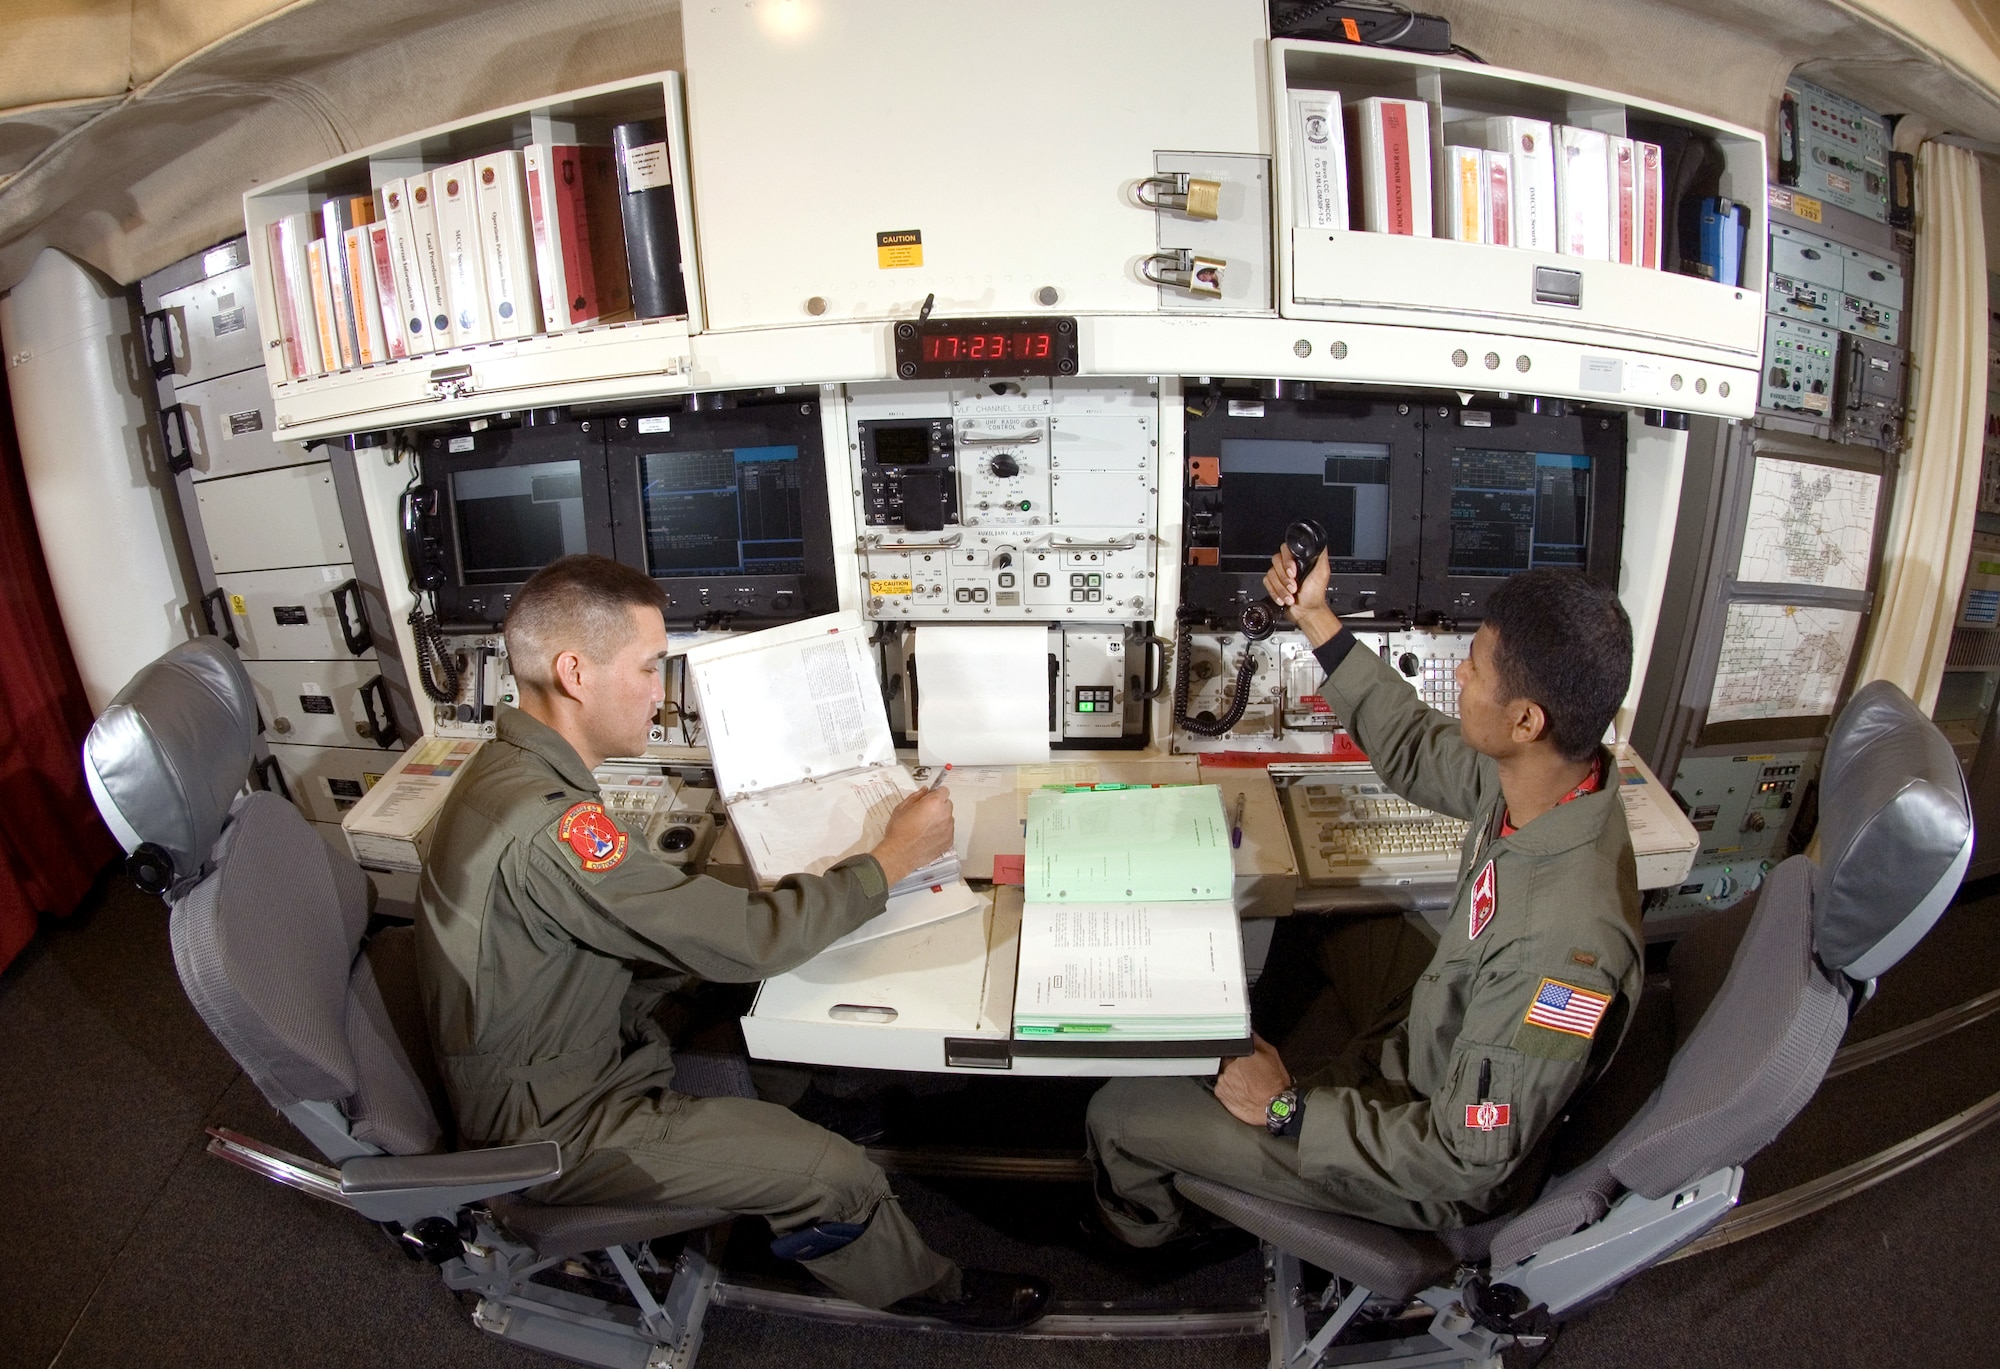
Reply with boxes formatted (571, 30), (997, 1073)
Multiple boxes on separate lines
(418, 554), (1048, 1327)
(1087, 551), (1642, 1237)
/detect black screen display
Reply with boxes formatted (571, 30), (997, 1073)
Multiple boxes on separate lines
(640, 445), (805, 576)
(1448, 449), (1592, 576)
(1215, 439), (1391, 574)
(450, 459), (588, 583)
(873, 427), (931, 466)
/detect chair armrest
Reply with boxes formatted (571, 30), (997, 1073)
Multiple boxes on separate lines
(338, 1141), (561, 1224)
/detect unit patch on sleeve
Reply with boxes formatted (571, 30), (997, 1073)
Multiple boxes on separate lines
(557, 801), (628, 872)
(1468, 859), (1496, 940)
(1465, 1101), (1512, 1131)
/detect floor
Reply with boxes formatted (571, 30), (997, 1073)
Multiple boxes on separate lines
(3, 872), (1997, 1369)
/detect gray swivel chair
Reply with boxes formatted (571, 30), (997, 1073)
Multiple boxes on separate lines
(1177, 679), (1974, 1369)
(85, 638), (746, 1369)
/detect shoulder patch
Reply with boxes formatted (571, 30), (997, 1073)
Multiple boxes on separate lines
(1522, 977), (1611, 1038)
(556, 801), (628, 872)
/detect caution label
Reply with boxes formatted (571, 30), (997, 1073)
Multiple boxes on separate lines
(870, 578), (914, 596)
(230, 594), (248, 615)
(876, 229), (923, 269)
(1792, 193), (1823, 223)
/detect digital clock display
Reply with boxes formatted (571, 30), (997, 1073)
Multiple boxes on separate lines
(895, 316), (1078, 379)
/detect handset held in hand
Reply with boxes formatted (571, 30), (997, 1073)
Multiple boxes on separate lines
(1240, 518), (1328, 641)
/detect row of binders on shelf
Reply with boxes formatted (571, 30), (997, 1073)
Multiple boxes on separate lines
(264, 121), (685, 381)
(1288, 90), (1673, 271)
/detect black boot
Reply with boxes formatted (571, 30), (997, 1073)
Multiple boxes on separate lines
(888, 1268), (1052, 1330)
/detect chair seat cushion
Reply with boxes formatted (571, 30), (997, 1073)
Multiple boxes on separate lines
(1174, 1173), (1454, 1299)
(490, 1195), (734, 1262)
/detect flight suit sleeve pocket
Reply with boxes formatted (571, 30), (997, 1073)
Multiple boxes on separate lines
(1444, 1043), (1525, 1166)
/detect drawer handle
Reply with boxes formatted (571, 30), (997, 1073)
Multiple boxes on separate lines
(332, 578), (373, 656)
(200, 587), (239, 648)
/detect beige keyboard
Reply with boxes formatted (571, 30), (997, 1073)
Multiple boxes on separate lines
(1285, 770), (1468, 886)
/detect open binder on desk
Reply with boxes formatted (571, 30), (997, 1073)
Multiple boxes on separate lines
(1015, 786), (1251, 1059)
(683, 612), (963, 904)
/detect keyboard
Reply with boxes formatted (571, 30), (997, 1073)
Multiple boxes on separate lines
(1284, 768), (1469, 886)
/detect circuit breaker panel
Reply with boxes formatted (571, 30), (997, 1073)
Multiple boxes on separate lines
(850, 379), (1158, 623)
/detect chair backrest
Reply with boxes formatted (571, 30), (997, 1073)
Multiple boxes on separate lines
(1489, 681), (1970, 1269)
(83, 637), (259, 897)
(84, 641), (441, 1162)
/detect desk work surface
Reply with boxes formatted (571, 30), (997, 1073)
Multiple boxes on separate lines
(743, 886), (1237, 1077)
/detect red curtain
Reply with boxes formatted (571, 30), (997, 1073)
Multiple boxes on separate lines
(0, 360), (120, 971)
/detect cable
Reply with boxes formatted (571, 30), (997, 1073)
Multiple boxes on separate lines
(1173, 621), (1260, 737)
(1272, 0), (1418, 47)
(400, 444), (462, 706)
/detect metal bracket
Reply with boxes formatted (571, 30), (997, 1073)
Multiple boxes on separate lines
(428, 364), (476, 401)
(857, 532), (963, 552)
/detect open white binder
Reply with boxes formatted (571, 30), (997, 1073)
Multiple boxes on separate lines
(682, 612), (960, 896)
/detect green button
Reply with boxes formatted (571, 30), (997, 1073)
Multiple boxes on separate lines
(1017, 500), (1031, 511)
(1078, 701), (1094, 712)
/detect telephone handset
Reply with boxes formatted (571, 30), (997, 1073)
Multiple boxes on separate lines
(401, 485), (449, 592)
(400, 483), (461, 704)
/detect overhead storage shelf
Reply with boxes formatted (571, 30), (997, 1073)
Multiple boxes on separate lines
(243, 72), (699, 442)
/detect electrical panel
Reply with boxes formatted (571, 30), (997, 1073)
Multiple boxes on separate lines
(1838, 246), (1903, 348)
(1761, 316), (1837, 417)
(850, 379), (1158, 623)
(1786, 79), (1891, 223)
(1766, 224), (1843, 331)
(1834, 335), (1907, 452)
(1652, 750), (1819, 915)
(878, 623), (1149, 746)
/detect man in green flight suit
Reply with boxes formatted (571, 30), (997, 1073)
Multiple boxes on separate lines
(418, 554), (1048, 1326)
(1087, 546), (1643, 1236)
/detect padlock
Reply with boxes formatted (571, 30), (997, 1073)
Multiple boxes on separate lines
(1136, 173), (1222, 221)
(1141, 249), (1226, 299)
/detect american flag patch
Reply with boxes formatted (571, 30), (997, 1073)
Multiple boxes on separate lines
(1522, 978), (1612, 1038)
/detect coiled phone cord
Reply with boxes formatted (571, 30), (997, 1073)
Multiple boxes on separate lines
(409, 594), (462, 705)
(1172, 620), (1258, 738)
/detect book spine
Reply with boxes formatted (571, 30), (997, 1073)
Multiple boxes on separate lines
(434, 162), (492, 343)
(266, 217), (316, 379)
(549, 146), (601, 325)
(1485, 149), (1511, 246)
(522, 144), (568, 329)
(305, 239), (343, 374)
(1640, 142), (1663, 269)
(612, 119), (688, 316)
(1443, 145), (1484, 242)
(1695, 199), (1723, 281)
(1612, 138), (1637, 265)
(1556, 126), (1610, 260)
(344, 226), (384, 364)
(1491, 117), (1556, 253)
(367, 223), (409, 360)
(1288, 89), (1347, 230)
(319, 200), (360, 366)
(579, 145), (634, 322)
(380, 179), (435, 355)
(1722, 202), (1745, 287)
(473, 150), (541, 338)
(408, 174), (457, 349)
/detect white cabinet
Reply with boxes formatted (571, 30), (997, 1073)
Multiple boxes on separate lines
(210, 563), (374, 661)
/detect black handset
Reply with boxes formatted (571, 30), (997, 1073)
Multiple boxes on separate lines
(401, 485), (449, 592)
(1240, 519), (1329, 641)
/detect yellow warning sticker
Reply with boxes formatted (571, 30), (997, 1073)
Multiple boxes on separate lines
(230, 594), (248, 615)
(1791, 193), (1823, 223)
(870, 578), (914, 596)
(876, 230), (923, 269)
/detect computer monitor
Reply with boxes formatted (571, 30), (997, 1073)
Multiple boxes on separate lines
(418, 421), (617, 627)
(606, 398), (837, 627)
(1416, 407), (1626, 618)
(1182, 396), (1423, 624)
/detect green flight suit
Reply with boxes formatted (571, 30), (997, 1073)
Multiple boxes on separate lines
(416, 705), (956, 1307)
(1089, 637), (1643, 1235)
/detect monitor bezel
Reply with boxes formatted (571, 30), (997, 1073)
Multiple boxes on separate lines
(1182, 395), (1424, 626)
(420, 422), (618, 629)
(1415, 406), (1628, 621)
(604, 398), (840, 629)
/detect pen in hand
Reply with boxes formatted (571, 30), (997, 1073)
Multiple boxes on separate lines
(927, 763), (953, 792)
(1230, 791), (1246, 848)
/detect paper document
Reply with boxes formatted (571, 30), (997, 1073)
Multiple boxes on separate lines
(726, 764), (959, 893)
(684, 615), (893, 797)
(1026, 785), (1234, 902)
(822, 878), (984, 954)
(914, 624), (1052, 766)
(1013, 900), (1247, 1040)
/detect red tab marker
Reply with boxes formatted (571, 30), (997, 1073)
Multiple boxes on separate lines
(1465, 1102), (1512, 1131)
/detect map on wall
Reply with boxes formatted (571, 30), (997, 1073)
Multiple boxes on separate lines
(1707, 603), (1863, 724)
(1736, 457), (1881, 592)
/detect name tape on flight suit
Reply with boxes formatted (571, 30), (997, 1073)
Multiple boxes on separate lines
(557, 801), (628, 872)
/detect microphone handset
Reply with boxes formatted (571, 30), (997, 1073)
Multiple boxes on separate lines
(1239, 519), (1328, 642)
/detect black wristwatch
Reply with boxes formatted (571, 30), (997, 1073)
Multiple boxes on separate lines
(1266, 1088), (1303, 1137)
